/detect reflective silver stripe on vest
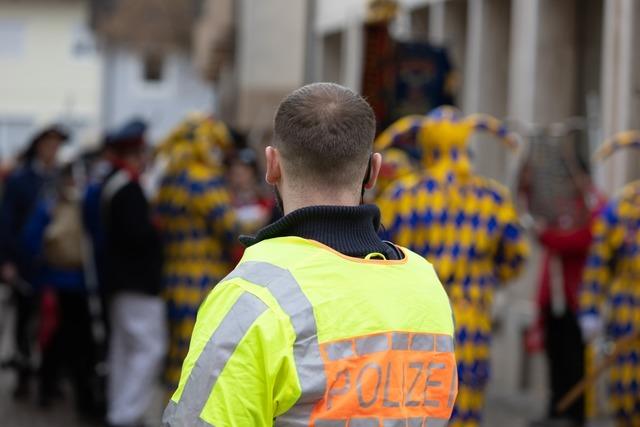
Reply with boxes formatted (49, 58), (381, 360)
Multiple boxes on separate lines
(356, 334), (389, 356)
(315, 420), (346, 427)
(391, 332), (410, 350)
(436, 335), (454, 352)
(411, 333), (435, 351)
(425, 418), (449, 427)
(226, 261), (328, 426)
(326, 340), (355, 361)
(313, 417), (450, 427)
(383, 419), (408, 427)
(162, 292), (268, 427)
(350, 418), (380, 427)
(324, 333), (454, 362)
(162, 401), (211, 427)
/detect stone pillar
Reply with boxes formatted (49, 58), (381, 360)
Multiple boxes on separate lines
(409, 5), (430, 41)
(507, 0), (580, 171)
(428, 0), (468, 108)
(343, 13), (364, 91)
(507, 0), (539, 124)
(600, 0), (640, 191)
(533, 0), (578, 125)
(500, 0), (580, 398)
(464, 0), (511, 183)
(320, 31), (344, 83)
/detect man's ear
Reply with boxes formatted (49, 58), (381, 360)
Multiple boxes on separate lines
(364, 152), (382, 190)
(265, 146), (282, 185)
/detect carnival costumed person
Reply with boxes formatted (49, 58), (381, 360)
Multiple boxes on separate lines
(155, 114), (238, 394)
(579, 131), (640, 427)
(368, 147), (419, 204)
(518, 127), (606, 426)
(0, 125), (67, 398)
(376, 106), (529, 427)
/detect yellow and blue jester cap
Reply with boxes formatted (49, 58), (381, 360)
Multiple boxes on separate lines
(593, 129), (640, 162)
(158, 112), (233, 172)
(375, 106), (518, 181)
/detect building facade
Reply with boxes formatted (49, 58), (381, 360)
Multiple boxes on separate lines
(100, 46), (215, 143)
(92, 0), (215, 143)
(0, 0), (102, 159)
(193, 0), (309, 144)
(311, 0), (640, 193)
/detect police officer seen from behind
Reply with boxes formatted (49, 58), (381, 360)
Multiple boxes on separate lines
(164, 83), (458, 426)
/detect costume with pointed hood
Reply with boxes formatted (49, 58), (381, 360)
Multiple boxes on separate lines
(580, 131), (640, 426)
(377, 106), (528, 427)
(154, 114), (238, 392)
(373, 147), (420, 202)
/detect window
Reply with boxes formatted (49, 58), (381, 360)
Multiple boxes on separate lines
(71, 23), (97, 58)
(410, 6), (430, 41)
(143, 53), (164, 82)
(0, 20), (26, 59)
(322, 31), (343, 84)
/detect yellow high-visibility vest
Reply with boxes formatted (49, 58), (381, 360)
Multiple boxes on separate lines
(164, 236), (457, 427)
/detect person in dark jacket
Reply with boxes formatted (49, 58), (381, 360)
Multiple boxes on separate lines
(98, 119), (166, 427)
(22, 164), (100, 415)
(0, 124), (67, 398)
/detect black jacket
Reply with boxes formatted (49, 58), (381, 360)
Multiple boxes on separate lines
(0, 163), (53, 279)
(102, 168), (163, 296)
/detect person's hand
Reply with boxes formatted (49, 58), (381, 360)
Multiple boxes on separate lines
(1, 262), (17, 284)
(579, 314), (603, 342)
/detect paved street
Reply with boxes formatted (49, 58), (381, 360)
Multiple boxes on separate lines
(0, 369), (165, 427)
(0, 372), (100, 427)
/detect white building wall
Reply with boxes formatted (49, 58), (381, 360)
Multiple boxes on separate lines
(233, 0), (308, 132)
(237, 0), (307, 90)
(101, 47), (215, 144)
(0, 0), (102, 158)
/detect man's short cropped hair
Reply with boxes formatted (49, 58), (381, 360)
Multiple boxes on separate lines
(274, 82), (376, 188)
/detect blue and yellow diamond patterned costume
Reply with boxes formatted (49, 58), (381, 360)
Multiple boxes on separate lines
(580, 131), (640, 427)
(373, 147), (420, 202)
(376, 107), (528, 427)
(155, 114), (238, 392)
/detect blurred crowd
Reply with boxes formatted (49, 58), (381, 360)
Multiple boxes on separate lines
(0, 115), (276, 427)
(0, 106), (638, 427)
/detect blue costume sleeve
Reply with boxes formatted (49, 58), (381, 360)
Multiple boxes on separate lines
(21, 199), (52, 263)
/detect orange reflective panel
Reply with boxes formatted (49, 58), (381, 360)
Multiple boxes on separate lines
(310, 332), (458, 426)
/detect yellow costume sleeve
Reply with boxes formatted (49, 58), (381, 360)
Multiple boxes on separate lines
(579, 203), (625, 316)
(494, 194), (529, 282)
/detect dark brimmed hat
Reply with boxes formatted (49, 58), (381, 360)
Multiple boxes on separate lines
(31, 124), (70, 145)
(105, 118), (148, 151)
(22, 124), (70, 163)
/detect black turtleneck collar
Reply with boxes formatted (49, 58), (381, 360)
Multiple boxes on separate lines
(239, 204), (402, 260)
